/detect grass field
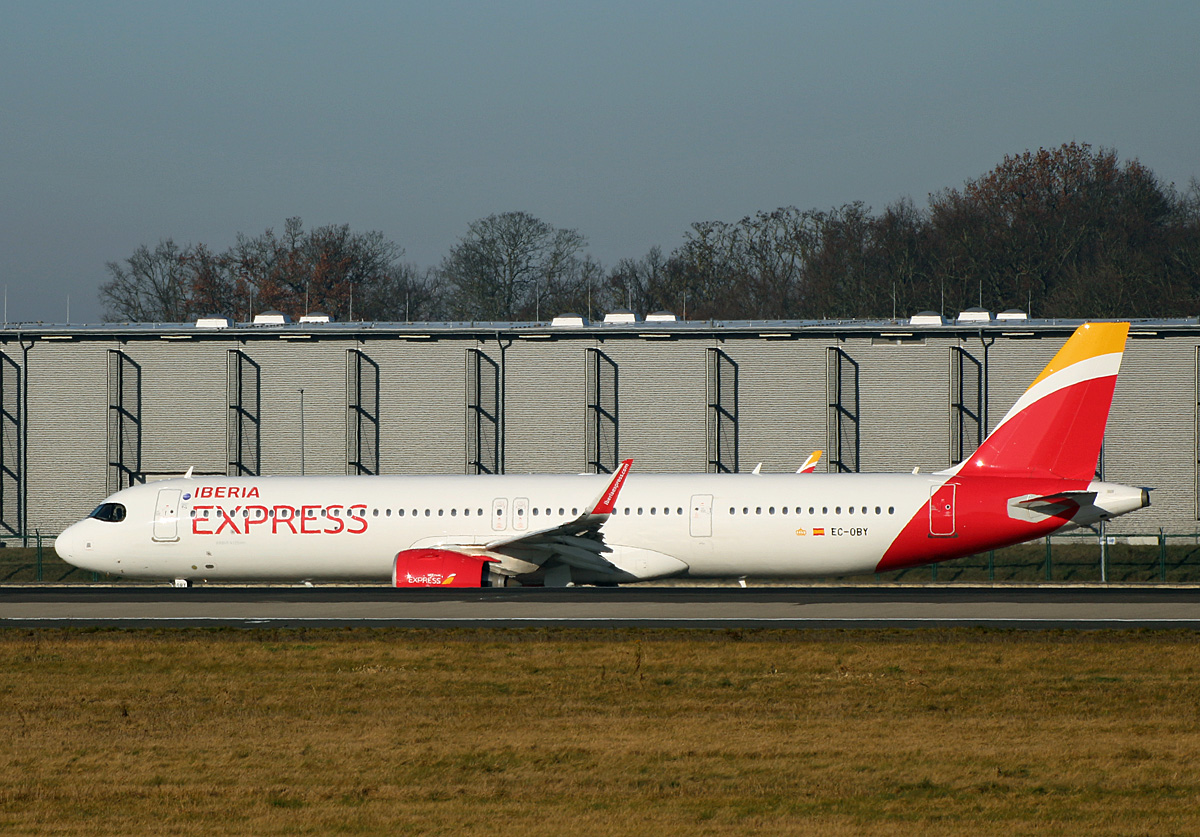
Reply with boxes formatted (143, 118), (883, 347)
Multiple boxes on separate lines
(1, 628), (1199, 835)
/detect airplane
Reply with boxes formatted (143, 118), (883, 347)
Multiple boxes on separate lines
(55, 322), (1149, 587)
(797, 450), (822, 474)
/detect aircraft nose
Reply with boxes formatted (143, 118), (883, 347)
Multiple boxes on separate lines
(54, 523), (85, 564)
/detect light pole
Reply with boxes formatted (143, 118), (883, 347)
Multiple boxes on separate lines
(299, 388), (306, 476)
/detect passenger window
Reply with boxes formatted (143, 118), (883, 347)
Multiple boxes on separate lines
(849, 507), (854, 514)
(533, 508), (539, 516)
(372, 509), (379, 517)
(650, 507), (657, 515)
(769, 507), (775, 514)
(399, 509), (405, 517)
(889, 506), (895, 514)
(451, 509), (457, 517)
(875, 507), (881, 514)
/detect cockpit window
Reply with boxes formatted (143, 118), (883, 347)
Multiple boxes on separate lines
(89, 503), (127, 523)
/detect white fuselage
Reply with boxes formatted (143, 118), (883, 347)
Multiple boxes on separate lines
(57, 472), (943, 582)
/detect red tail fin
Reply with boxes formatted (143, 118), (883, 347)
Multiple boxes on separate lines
(954, 322), (1129, 480)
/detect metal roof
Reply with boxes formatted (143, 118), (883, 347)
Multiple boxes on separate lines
(2, 315), (1197, 340)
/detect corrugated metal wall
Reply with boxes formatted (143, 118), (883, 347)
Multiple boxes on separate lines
(1105, 336), (1197, 532)
(598, 337), (708, 473)
(9, 324), (1200, 537)
(505, 337), (588, 473)
(25, 339), (110, 533)
(378, 337), (469, 474)
(119, 339), (227, 475)
(723, 337), (826, 474)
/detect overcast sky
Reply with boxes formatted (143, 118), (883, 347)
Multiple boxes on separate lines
(2, 1), (1197, 323)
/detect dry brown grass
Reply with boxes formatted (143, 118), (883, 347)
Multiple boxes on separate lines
(1, 628), (1199, 835)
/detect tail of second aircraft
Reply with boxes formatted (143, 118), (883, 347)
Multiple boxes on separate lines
(947, 322), (1130, 481)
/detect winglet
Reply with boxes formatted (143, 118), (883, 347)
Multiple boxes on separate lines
(797, 450), (822, 474)
(590, 459), (633, 515)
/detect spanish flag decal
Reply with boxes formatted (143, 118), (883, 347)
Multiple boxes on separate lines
(813, 528), (826, 536)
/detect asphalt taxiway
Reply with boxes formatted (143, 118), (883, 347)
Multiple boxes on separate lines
(1, 585), (1199, 629)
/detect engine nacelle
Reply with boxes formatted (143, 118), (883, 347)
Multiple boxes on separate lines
(393, 548), (501, 588)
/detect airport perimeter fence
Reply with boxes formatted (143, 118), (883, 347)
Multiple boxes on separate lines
(4, 530), (1200, 585)
(845, 531), (1200, 585)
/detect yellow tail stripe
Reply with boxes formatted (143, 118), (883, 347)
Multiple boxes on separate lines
(1027, 322), (1129, 390)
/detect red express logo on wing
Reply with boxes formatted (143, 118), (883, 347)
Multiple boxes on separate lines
(191, 503), (369, 536)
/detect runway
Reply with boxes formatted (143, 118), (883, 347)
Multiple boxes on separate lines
(2, 585), (1199, 629)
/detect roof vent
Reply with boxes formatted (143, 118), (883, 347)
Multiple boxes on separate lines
(253, 310), (292, 325)
(645, 310), (679, 323)
(195, 316), (232, 329)
(957, 308), (992, 323)
(909, 311), (945, 326)
(550, 313), (587, 328)
(603, 309), (638, 324)
(299, 312), (333, 323)
(996, 309), (1028, 321)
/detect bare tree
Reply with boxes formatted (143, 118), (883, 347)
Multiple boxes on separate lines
(99, 239), (196, 322)
(222, 218), (405, 321)
(440, 212), (588, 320)
(356, 262), (446, 322)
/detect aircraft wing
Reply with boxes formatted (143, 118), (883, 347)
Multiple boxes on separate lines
(483, 459), (633, 575)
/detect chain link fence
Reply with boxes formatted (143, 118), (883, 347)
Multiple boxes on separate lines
(4, 531), (1200, 585)
(847, 531), (1200, 584)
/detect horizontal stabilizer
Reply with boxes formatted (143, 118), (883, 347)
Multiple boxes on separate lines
(1015, 491), (1096, 512)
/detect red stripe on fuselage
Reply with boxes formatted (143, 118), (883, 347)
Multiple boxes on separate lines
(875, 475), (1087, 572)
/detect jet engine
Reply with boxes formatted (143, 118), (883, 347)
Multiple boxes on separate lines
(392, 548), (503, 587)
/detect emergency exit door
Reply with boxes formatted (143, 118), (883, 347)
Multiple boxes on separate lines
(929, 483), (956, 537)
(690, 494), (713, 537)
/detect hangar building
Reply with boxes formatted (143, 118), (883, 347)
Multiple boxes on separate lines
(0, 310), (1191, 541)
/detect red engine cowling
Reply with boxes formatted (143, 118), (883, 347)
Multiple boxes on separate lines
(393, 548), (500, 587)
